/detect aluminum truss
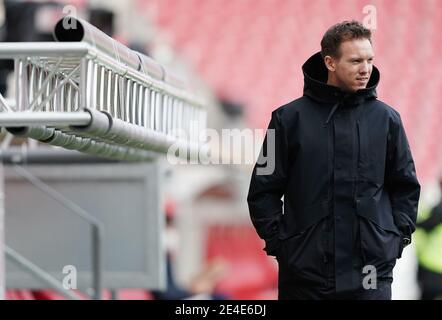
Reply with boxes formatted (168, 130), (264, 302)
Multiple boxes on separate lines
(0, 17), (208, 161)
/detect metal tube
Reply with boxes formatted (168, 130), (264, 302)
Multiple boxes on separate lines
(37, 68), (44, 107)
(163, 95), (168, 135)
(118, 76), (125, 120)
(167, 97), (173, 136)
(163, 66), (186, 89)
(59, 79), (65, 112)
(46, 129), (78, 147)
(144, 88), (150, 129)
(172, 99), (178, 136)
(138, 55), (164, 80)
(155, 91), (161, 132)
(16, 59), (29, 112)
(54, 17), (140, 70)
(110, 74), (118, 118)
(14, 59), (20, 110)
(91, 62), (98, 110)
(0, 93), (12, 112)
(85, 60), (93, 109)
(70, 108), (111, 136)
(92, 225), (103, 300)
(138, 86), (144, 127)
(6, 125), (161, 162)
(53, 77), (60, 111)
(28, 65), (36, 106)
(74, 90), (79, 112)
(28, 58), (63, 111)
(60, 134), (91, 151)
(5, 246), (81, 300)
(110, 290), (118, 300)
(80, 58), (88, 110)
(0, 112), (91, 127)
(45, 77), (51, 111)
(150, 90), (155, 130)
(0, 157), (4, 300)
(106, 69), (112, 115)
(7, 126), (55, 141)
(52, 17), (192, 97)
(131, 82), (137, 125)
(124, 79), (131, 123)
(99, 65), (105, 110)
(67, 84), (73, 112)
(0, 42), (90, 58)
(170, 98), (175, 136)
(0, 42), (203, 108)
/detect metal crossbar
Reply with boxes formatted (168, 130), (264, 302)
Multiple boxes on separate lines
(0, 17), (208, 161)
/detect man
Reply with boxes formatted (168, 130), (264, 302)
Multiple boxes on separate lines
(247, 21), (420, 300)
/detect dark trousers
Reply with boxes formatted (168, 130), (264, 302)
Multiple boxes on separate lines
(278, 259), (392, 300)
(279, 281), (391, 300)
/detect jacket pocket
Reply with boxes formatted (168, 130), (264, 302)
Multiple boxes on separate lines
(358, 216), (402, 265)
(283, 217), (327, 280)
(278, 201), (330, 279)
(356, 195), (402, 265)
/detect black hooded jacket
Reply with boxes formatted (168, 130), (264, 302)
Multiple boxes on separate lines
(247, 52), (421, 292)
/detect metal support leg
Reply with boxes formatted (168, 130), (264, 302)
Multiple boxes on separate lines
(0, 160), (4, 300)
(5, 246), (81, 300)
(110, 289), (118, 300)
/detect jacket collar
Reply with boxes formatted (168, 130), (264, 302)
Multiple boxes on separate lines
(302, 52), (379, 105)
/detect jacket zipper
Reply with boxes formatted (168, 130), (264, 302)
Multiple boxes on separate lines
(355, 120), (367, 264)
(354, 121), (361, 203)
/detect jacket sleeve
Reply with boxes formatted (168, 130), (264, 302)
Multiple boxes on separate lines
(247, 111), (288, 256)
(385, 112), (421, 238)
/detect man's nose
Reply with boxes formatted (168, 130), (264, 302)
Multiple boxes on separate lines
(359, 62), (369, 74)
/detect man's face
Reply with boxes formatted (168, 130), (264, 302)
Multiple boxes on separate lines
(326, 38), (374, 92)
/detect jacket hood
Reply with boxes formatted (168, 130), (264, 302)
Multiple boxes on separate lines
(302, 52), (379, 105)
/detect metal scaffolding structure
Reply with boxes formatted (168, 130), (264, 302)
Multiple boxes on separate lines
(0, 17), (208, 300)
(0, 17), (208, 161)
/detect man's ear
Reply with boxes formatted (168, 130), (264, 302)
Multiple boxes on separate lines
(324, 55), (336, 72)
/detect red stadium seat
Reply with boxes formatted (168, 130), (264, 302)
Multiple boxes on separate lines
(141, 0), (442, 183)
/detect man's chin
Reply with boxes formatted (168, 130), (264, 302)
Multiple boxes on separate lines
(351, 85), (367, 92)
